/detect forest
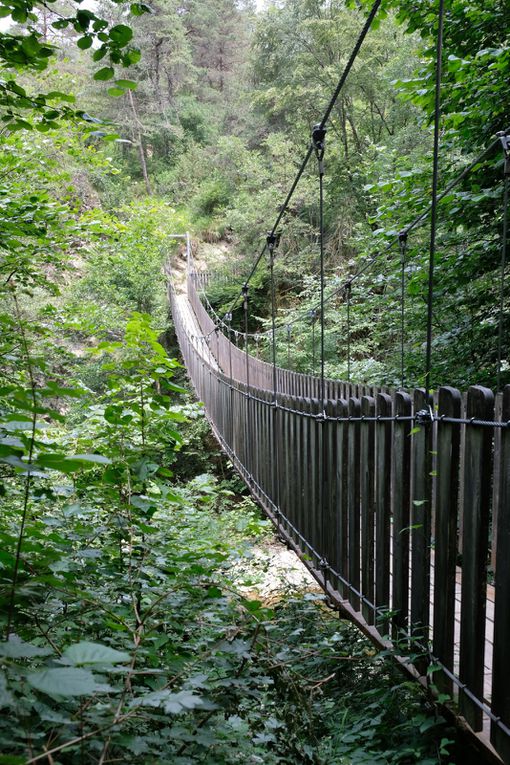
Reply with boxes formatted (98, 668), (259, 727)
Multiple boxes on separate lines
(0, 0), (509, 762)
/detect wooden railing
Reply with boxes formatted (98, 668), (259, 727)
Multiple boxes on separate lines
(171, 277), (510, 765)
(187, 273), (385, 399)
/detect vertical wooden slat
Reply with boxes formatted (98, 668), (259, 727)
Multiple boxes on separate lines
(279, 394), (290, 527)
(347, 397), (361, 611)
(292, 397), (304, 552)
(301, 398), (310, 548)
(302, 398), (313, 552)
(288, 397), (299, 545)
(491, 385), (510, 761)
(323, 400), (338, 578)
(392, 390), (412, 640)
(253, 389), (260, 489)
(410, 388), (433, 653)
(310, 398), (322, 560)
(459, 385), (494, 731)
(263, 391), (272, 500)
(433, 387), (461, 693)
(458, 391), (468, 555)
(375, 393), (392, 625)
(334, 398), (348, 597)
(360, 396), (376, 624)
(337, 396), (349, 599)
(491, 391), (503, 573)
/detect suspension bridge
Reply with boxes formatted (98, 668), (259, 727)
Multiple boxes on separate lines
(167, 1), (510, 762)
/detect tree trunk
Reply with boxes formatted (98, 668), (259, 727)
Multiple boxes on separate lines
(127, 90), (152, 196)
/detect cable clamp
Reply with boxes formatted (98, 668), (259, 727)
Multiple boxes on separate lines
(266, 230), (281, 251)
(266, 231), (281, 265)
(312, 123), (326, 154)
(415, 405), (434, 426)
(497, 129), (510, 175)
(312, 123), (327, 174)
(398, 230), (408, 264)
(242, 284), (249, 311)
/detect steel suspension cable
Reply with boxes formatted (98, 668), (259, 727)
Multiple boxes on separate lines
(225, 0), (383, 318)
(313, 124), (327, 408)
(267, 232), (282, 536)
(496, 130), (510, 391)
(312, 125), (327, 576)
(424, 0), (445, 397)
(399, 231), (408, 389)
(346, 282), (352, 384)
(242, 284), (253, 477)
(227, 133), (503, 345)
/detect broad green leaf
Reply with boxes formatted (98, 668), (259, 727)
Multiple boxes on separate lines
(130, 3), (152, 16)
(92, 47), (108, 62)
(133, 689), (206, 714)
(115, 79), (137, 90)
(33, 702), (73, 724)
(94, 67), (115, 81)
(0, 672), (14, 709)
(71, 454), (111, 464)
(27, 667), (99, 697)
(0, 636), (52, 659)
(125, 49), (141, 65)
(77, 35), (93, 50)
(46, 91), (75, 103)
(109, 24), (133, 45)
(38, 453), (110, 472)
(62, 641), (130, 666)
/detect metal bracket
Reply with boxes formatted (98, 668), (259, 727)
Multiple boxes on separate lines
(266, 230), (281, 250)
(242, 284), (249, 311)
(312, 123), (327, 174)
(398, 230), (408, 265)
(415, 405), (434, 426)
(497, 129), (510, 175)
(266, 231), (281, 264)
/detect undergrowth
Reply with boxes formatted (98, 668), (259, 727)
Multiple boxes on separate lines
(0, 490), (456, 764)
(0, 310), (455, 764)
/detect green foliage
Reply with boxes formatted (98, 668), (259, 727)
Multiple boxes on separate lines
(0, 0), (491, 761)
(194, 0), (509, 390)
(66, 201), (189, 338)
(0, 0), (147, 132)
(192, 177), (233, 218)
